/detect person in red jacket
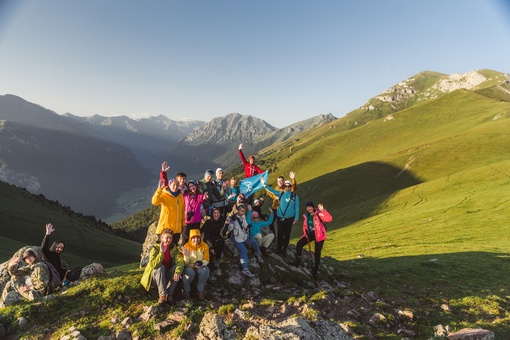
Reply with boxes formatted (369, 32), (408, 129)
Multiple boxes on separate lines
(292, 201), (332, 279)
(238, 144), (263, 178)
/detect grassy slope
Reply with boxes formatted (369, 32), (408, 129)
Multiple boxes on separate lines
(0, 183), (141, 267)
(259, 89), (510, 335)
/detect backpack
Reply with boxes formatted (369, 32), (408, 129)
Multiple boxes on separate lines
(64, 267), (82, 282)
(42, 261), (62, 293)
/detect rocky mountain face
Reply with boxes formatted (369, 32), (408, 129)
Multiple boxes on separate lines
(63, 113), (205, 167)
(157, 113), (278, 180)
(0, 95), (153, 217)
(345, 69), (510, 129)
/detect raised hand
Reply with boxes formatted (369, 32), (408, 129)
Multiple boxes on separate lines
(160, 242), (167, 254)
(239, 143), (243, 150)
(46, 223), (55, 235)
(289, 171), (295, 179)
(161, 161), (170, 172)
(317, 204), (324, 211)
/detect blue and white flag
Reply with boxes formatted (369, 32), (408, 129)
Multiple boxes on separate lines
(240, 171), (269, 197)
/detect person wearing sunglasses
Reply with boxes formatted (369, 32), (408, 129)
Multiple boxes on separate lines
(260, 177), (300, 257)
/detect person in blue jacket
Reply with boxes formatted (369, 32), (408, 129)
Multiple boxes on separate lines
(260, 177), (299, 257)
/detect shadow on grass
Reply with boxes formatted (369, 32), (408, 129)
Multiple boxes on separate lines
(329, 250), (510, 337)
(285, 161), (423, 230)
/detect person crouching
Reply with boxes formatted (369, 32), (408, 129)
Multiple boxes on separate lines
(140, 228), (184, 304)
(182, 229), (210, 300)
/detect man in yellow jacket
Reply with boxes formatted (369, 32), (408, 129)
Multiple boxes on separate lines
(152, 177), (185, 245)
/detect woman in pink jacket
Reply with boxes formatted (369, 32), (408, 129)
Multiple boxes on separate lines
(292, 201), (332, 279)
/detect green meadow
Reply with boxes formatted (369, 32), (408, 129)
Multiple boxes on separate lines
(1, 85), (509, 337)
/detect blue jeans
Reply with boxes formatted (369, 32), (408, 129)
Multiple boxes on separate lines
(231, 236), (260, 269)
(183, 266), (210, 293)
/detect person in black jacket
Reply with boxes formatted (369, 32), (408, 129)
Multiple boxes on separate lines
(41, 223), (66, 280)
(201, 208), (226, 269)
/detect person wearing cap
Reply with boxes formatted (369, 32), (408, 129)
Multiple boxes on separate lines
(238, 144), (263, 179)
(141, 228), (184, 304)
(292, 202), (333, 279)
(41, 223), (67, 280)
(247, 208), (275, 256)
(152, 173), (185, 243)
(182, 180), (209, 246)
(182, 229), (210, 300)
(3, 249), (50, 301)
(260, 177), (300, 257)
(266, 172), (298, 234)
(211, 168), (229, 216)
(227, 204), (263, 278)
(198, 169), (221, 215)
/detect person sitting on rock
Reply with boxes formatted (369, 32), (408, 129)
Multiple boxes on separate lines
(247, 209), (275, 257)
(181, 229), (210, 300)
(3, 249), (50, 301)
(41, 223), (67, 280)
(201, 208), (226, 269)
(140, 228), (184, 304)
(227, 204), (263, 278)
(292, 201), (333, 279)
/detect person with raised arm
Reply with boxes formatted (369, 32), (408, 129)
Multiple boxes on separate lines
(292, 202), (333, 279)
(238, 144), (263, 179)
(260, 177), (299, 257)
(41, 223), (67, 280)
(152, 165), (185, 244)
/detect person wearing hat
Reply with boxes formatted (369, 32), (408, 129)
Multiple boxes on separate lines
(3, 249), (50, 301)
(182, 229), (210, 300)
(238, 143), (264, 179)
(159, 161), (188, 194)
(260, 177), (300, 257)
(212, 168), (229, 216)
(292, 202), (333, 279)
(247, 208), (275, 256)
(266, 172), (297, 234)
(198, 169), (221, 215)
(152, 173), (185, 242)
(141, 228), (184, 304)
(225, 177), (240, 209)
(182, 180), (209, 246)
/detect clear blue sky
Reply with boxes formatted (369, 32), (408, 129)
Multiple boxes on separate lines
(1, 0), (509, 128)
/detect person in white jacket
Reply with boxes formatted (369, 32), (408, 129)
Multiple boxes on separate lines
(227, 204), (263, 277)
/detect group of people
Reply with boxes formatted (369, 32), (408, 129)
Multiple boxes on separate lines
(1, 224), (80, 306)
(142, 144), (333, 304)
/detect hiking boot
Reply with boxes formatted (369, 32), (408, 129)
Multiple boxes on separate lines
(241, 268), (255, 278)
(214, 259), (221, 267)
(158, 295), (167, 304)
(167, 295), (174, 304)
(260, 247), (270, 256)
(312, 270), (318, 280)
(197, 291), (205, 300)
(255, 253), (264, 263)
(292, 256), (301, 267)
(182, 291), (191, 300)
